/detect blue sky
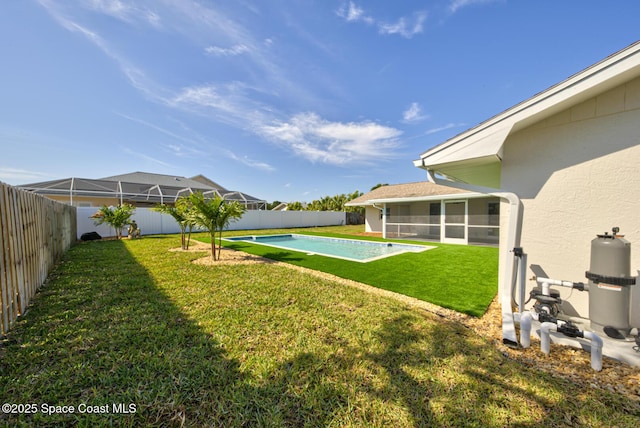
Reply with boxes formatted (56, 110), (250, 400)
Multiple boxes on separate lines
(1, 1), (639, 203)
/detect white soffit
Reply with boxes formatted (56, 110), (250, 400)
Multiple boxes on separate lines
(414, 125), (510, 168)
(367, 192), (485, 204)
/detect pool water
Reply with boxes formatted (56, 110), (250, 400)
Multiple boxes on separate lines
(225, 234), (433, 262)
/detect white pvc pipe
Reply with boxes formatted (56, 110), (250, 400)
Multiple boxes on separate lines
(542, 281), (551, 296)
(541, 322), (603, 371)
(519, 311), (532, 348)
(517, 253), (527, 313)
(540, 322), (557, 355)
(583, 331), (603, 371)
(536, 277), (577, 289)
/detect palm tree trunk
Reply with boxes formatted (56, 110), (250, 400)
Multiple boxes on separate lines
(210, 232), (216, 260)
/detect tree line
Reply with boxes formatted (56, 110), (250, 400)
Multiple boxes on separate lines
(269, 184), (388, 214)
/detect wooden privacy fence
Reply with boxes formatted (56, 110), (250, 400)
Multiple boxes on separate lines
(0, 182), (76, 335)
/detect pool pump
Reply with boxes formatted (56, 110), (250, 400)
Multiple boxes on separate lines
(512, 227), (639, 370)
(586, 227), (637, 339)
(528, 227), (638, 338)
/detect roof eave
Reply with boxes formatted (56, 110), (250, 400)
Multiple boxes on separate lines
(417, 41), (640, 173)
(350, 192), (487, 205)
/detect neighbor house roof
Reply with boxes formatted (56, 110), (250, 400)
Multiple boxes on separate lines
(345, 182), (476, 206)
(189, 174), (229, 192)
(19, 172), (266, 207)
(413, 40), (640, 186)
(100, 171), (214, 190)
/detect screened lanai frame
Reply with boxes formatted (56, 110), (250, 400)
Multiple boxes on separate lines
(19, 177), (268, 210)
(372, 193), (500, 246)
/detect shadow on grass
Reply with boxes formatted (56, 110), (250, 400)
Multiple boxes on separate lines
(1, 239), (638, 426)
(0, 240), (246, 426)
(0, 240), (342, 427)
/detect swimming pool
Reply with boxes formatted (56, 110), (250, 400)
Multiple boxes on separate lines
(224, 234), (434, 262)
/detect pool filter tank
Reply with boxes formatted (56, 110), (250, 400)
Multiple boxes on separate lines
(586, 227), (636, 338)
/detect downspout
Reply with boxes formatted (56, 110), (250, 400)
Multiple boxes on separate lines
(425, 169), (523, 346)
(70, 177), (74, 205)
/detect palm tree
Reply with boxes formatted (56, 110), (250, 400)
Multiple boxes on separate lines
(331, 194), (347, 211)
(189, 193), (245, 261)
(153, 196), (195, 250)
(287, 201), (304, 211)
(90, 204), (136, 239)
(345, 190), (364, 214)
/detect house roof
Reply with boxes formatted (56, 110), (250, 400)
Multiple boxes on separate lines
(189, 174), (228, 192)
(345, 182), (474, 206)
(19, 172), (265, 206)
(414, 40), (640, 185)
(100, 171), (219, 190)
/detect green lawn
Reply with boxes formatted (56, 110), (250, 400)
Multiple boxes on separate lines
(200, 227), (499, 317)
(1, 233), (638, 426)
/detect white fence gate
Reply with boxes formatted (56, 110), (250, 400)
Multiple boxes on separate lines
(77, 207), (346, 239)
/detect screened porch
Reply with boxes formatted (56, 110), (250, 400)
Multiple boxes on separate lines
(383, 197), (500, 245)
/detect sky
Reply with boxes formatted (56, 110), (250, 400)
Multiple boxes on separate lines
(1, 1), (639, 203)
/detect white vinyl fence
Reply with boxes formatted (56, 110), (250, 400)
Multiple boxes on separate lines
(77, 207), (346, 239)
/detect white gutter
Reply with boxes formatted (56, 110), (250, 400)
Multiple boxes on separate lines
(425, 170), (523, 346)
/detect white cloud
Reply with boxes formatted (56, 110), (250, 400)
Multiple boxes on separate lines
(205, 44), (250, 56)
(338, 3), (427, 39)
(38, 2), (159, 99)
(336, 2), (374, 24)
(402, 102), (429, 123)
(224, 151), (275, 172)
(449, 0), (502, 13)
(259, 112), (402, 165)
(82, 0), (161, 27)
(0, 167), (52, 183)
(424, 123), (465, 135)
(378, 11), (427, 39)
(170, 82), (272, 129)
(116, 112), (203, 147)
(121, 147), (172, 168)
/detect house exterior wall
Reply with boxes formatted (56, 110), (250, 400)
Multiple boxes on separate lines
(501, 75), (640, 319)
(45, 194), (121, 207)
(364, 206), (382, 232)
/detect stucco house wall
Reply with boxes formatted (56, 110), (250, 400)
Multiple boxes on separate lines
(45, 194), (120, 207)
(501, 75), (640, 318)
(364, 205), (382, 233)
